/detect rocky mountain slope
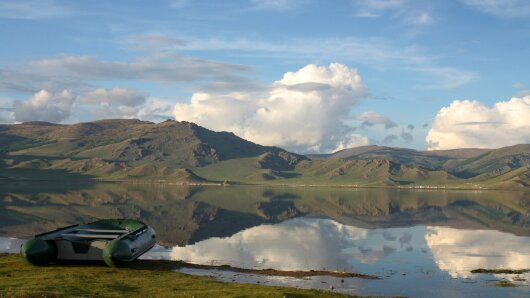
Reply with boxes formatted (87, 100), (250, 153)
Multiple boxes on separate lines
(0, 119), (529, 189)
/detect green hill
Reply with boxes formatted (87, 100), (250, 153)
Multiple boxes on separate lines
(308, 145), (491, 170)
(0, 119), (304, 182)
(1, 119), (529, 189)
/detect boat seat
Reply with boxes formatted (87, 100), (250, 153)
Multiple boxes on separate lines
(61, 233), (121, 239)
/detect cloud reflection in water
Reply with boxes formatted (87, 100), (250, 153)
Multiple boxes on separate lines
(169, 217), (530, 278)
(426, 227), (530, 277)
(170, 217), (428, 272)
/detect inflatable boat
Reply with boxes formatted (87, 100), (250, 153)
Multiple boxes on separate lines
(20, 219), (156, 267)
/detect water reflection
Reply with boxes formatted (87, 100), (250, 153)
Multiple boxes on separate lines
(1, 180), (529, 297)
(426, 227), (530, 277)
(0, 237), (24, 253)
(169, 218), (424, 272)
(1, 182), (529, 246)
(166, 218), (530, 274)
(164, 218), (530, 297)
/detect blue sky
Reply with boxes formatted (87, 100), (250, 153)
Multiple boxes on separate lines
(1, 0), (529, 152)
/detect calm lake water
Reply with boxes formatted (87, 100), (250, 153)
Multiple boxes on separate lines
(1, 181), (529, 297)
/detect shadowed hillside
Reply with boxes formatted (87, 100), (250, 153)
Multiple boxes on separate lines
(0, 119), (529, 189)
(0, 119), (305, 182)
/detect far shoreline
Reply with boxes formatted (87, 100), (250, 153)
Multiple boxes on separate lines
(1, 176), (529, 192)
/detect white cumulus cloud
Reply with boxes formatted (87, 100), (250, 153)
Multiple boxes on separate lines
(11, 87), (174, 124)
(426, 96), (530, 150)
(14, 89), (75, 123)
(78, 87), (149, 119)
(174, 63), (369, 153)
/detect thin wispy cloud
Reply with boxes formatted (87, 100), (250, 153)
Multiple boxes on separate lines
(357, 111), (398, 130)
(414, 67), (478, 89)
(0, 52), (255, 101)
(249, 0), (307, 11)
(352, 0), (434, 25)
(29, 54), (251, 84)
(169, 0), (189, 9)
(461, 0), (530, 18)
(354, 0), (406, 11)
(0, 0), (72, 20)
(123, 34), (475, 89)
(124, 34), (188, 51)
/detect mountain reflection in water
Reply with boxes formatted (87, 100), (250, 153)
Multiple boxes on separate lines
(1, 182), (529, 297)
(1, 182), (529, 246)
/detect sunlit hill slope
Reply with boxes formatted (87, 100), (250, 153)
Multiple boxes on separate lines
(0, 119), (529, 189)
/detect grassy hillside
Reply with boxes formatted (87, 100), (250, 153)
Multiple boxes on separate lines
(447, 144), (530, 176)
(0, 120), (304, 182)
(308, 145), (492, 170)
(1, 120), (529, 189)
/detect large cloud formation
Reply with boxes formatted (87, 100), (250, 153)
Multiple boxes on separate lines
(14, 89), (75, 123)
(426, 96), (530, 150)
(12, 88), (173, 123)
(174, 63), (369, 152)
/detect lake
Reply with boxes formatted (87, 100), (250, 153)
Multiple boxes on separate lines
(1, 181), (529, 297)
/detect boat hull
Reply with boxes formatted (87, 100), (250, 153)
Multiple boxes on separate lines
(20, 219), (156, 267)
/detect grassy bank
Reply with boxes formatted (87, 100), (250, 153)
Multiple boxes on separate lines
(471, 268), (530, 274)
(0, 254), (355, 298)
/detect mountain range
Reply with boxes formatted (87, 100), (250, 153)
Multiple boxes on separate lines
(1, 119), (529, 189)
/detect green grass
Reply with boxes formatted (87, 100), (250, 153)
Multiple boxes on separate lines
(471, 268), (530, 274)
(494, 280), (517, 287)
(0, 254), (355, 298)
(193, 157), (470, 189)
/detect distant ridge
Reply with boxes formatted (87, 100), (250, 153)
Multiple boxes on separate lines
(307, 145), (491, 167)
(1, 119), (529, 189)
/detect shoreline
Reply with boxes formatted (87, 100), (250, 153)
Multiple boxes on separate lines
(0, 250), (379, 280)
(0, 253), (355, 297)
(172, 261), (380, 280)
(2, 176), (528, 191)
